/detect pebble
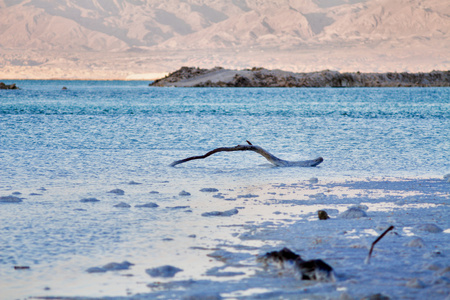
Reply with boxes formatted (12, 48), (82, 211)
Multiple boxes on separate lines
(339, 207), (367, 219)
(135, 202), (159, 208)
(200, 188), (219, 192)
(414, 223), (443, 233)
(202, 208), (239, 217)
(179, 190), (191, 196)
(146, 265), (183, 278)
(113, 202), (131, 208)
(349, 204), (369, 211)
(80, 198), (100, 203)
(108, 189), (125, 195)
(0, 195), (23, 203)
(318, 210), (330, 220)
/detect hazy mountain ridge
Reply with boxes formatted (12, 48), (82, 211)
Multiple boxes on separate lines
(2, 0), (448, 51)
(0, 0), (448, 78)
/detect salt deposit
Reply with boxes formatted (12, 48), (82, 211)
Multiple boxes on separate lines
(108, 189), (125, 195)
(0, 195), (23, 203)
(338, 207), (368, 219)
(146, 265), (183, 278)
(201, 208), (239, 217)
(80, 198), (100, 203)
(179, 190), (191, 196)
(200, 188), (219, 193)
(113, 202), (131, 208)
(135, 202), (159, 208)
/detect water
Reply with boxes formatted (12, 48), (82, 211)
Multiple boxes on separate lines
(0, 81), (449, 299)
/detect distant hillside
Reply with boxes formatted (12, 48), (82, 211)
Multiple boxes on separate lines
(0, 0), (449, 79)
(1, 0), (448, 51)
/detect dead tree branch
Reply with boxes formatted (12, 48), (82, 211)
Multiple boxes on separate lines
(170, 141), (323, 167)
(365, 225), (394, 264)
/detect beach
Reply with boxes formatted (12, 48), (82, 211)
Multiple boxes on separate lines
(1, 175), (449, 299)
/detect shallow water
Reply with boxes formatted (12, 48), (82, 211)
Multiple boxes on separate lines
(0, 82), (449, 299)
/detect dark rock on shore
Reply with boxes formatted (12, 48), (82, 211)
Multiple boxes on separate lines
(150, 67), (450, 88)
(0, 82), (19, 89)
(257, 247), (334, 281)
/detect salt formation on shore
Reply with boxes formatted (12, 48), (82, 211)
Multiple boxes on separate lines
(150, 67), (450, 88)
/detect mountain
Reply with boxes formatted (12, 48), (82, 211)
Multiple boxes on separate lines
(0, 0), (448, 79)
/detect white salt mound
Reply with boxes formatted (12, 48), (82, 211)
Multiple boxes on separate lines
(407, 237), (426, 248)
(349, 204), (369, 211)
(407, 278), (426, 288)
(414, 223), (443, 233)
(339, 207), (368, 219)
(444, 174), (450, 182)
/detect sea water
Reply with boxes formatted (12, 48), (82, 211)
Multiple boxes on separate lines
(0, 81), (449, 298)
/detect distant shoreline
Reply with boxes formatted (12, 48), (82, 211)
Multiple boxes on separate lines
(151, 67), (450, 88)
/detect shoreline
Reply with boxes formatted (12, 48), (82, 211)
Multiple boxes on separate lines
(151, 67), (450, 87)
(3, 175), (448, 300)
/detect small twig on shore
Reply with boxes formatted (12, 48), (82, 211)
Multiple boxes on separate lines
(365, 225), (394, 264)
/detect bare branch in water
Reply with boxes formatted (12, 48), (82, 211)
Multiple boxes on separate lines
(170, 141), (323, 167)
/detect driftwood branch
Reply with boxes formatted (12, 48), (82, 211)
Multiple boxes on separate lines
(170, 141), (323, 167)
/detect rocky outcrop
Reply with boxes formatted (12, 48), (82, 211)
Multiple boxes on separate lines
(150, 67), (450, 88)
(0, 82), (19, 89)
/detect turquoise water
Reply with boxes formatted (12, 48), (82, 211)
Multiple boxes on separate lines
(1, 81), (449, 182)
(0, 81), (449, 298)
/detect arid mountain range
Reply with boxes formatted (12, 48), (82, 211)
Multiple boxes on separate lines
(0, 0), (449, 79)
